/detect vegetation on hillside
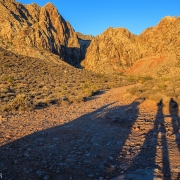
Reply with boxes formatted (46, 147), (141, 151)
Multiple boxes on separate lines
(0, 47), (133, 112)
(127, 76), (180, 106)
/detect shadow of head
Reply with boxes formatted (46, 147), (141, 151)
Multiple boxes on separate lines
(169, 98), (178, 109)
(157, 99), (164, 107)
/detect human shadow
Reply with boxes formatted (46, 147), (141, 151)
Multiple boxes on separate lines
(169, 98), (180, 179)
(123, 100), (171, 180)
(0, 99), (142, 180)
(169, 98), (180, 151)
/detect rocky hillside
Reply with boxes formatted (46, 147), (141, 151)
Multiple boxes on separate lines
(0, 46), (133, 112)
(81, 28), (139, 74)
(0, 0), (82, 65)
(82, 16), (180, 77)
(127, 16), (180, 77)
(138, 16), (179, 57)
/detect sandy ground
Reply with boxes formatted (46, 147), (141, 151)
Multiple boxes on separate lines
(0, 86), (180, 180)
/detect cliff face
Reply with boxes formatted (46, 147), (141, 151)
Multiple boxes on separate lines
(1, 1), (180, 76)
(81, 28), (139, 74)
(126, 16), (180, 77)
(138, 16), (180, 56)
(0, 0), (81, 65)
(82, 16), (180, 77)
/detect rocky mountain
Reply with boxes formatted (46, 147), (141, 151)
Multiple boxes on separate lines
(81, 28), (139, 74)
(128, 16), (180, 77)
(1, 0), (180, 77)
(0, 0), (83, 65)
(82, 16), (180, 77)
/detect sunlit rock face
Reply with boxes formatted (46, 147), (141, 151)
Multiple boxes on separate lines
(82, 16), (180, 77)
(0, 0), (81, 65)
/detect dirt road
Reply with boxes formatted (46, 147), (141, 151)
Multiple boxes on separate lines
(0, 86), (180, 180)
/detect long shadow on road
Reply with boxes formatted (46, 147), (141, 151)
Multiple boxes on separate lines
(0, 99), (142, 180)
(169, 98), (180, 179)
(122, 100), (171, 180)
(169, 98), (180, 151)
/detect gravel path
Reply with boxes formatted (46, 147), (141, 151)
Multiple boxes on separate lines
(0, 86), (180, 180)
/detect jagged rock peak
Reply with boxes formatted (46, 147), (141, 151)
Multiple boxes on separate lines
(161, 16), (177, 21)
(0, 0), (82, 65)
(43, 2), (58, 12)
(0, 0), (15, 2)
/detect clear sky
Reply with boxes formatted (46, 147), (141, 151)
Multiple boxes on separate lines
(19, 0), (180, 36)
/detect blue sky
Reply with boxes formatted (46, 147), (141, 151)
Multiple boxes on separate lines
(19, 0), (180, 36)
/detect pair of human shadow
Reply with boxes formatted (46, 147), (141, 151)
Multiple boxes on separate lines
(123, 98), (180, 180)
(0, 98), (179, 179)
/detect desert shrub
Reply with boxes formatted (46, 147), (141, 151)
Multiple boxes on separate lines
(3, 76), (13, 83)
(137, 76), (153, 84)
(128, 86), (140, 96)
(148, 93), (165, 103)
(128, 84), (145, 96)
(57, 97), (71, 106)
(127, 76), (137, 83)
(126, 75), (153, 84)
(67, 95), (85, 103)
(82, 82), (89, 89)
(158, 83), (167, 90)
(3, 63), (11, 67)
(1, 94), (33, 112)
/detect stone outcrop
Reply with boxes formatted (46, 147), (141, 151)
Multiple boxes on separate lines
(138, 16), (179, 56)
(81, 28), (140, 74)
(82, 16), (180, 76)
(127, 16), (180, 77)
(0, 0), (81, 65)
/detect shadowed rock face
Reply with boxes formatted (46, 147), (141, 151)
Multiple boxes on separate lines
(82, 16), (180, 76)
(0, 0), (81, 65)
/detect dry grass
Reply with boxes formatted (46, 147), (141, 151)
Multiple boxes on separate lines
(0, 47), (132, 112)
(1, 46), (180, 111)
(127, 77), (180, 106)
(1, 94), (33, 112)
